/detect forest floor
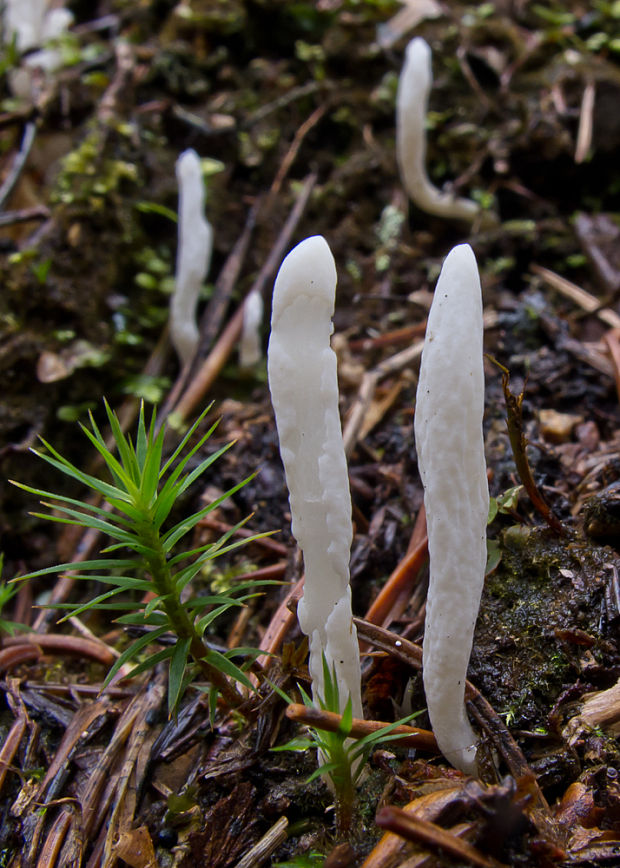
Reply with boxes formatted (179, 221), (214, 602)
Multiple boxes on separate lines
(0, 1), (620, 866)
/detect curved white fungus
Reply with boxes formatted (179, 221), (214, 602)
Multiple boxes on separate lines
(170, 149), (213, 368)
(3, 1), (74, 99)
(415, 243), (488, 775)
(396, 38), (481, 223)
(239, 289), (264, 368)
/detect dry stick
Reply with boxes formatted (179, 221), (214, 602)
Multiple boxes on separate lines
(361, 785), (469, 868)
(375, 806), (508, 868)
(35, 698), (114, 807)
(391, 506), (428, 624)
(32, 523), (109, 632)
(0, 713), (27, 796)
(234, 816), (289, 868)
(24, 700), (111, 867)
(0, 645), (40, 672)
(227, 562), (288, 650)
(456, 44), (494, 113)
(0, 120), (36, 210)
(574, 213), (620, 295)
(26, 681), (132, 698)
(266, 104), (326, 206)
(0, 204), (50, 227)
(532, 263), (620, 329)
(408, 503), (427, 551)
(67, 614), (121, 657)
(285, 703), (437, 751)
(197, 199), (260, 354)
(348, 323), (426, 353)
(498, 366), (566, 536)
(87, 677), (166, 868)
(101, 678), (165, 867)
(2, 633), (116, 666)
(79, 675), (163, 841)
(172, 172), (317, 423)
(363, 535), (428, 629)
(343, 340), (424, 456)
(575, 80), (595, 164)
(244, 81), (323, 126)
(97, 40), (135, 123)
(360, 536), (428, 656)
(35, 809), (73, 868)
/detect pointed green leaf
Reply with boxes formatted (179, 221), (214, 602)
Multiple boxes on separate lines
(168, 637), (191, 716)
(103, 625), (170, 685)
(161, 476), (254, 551)
(203, 648), (255, 692)
(126, 646), (174, 678)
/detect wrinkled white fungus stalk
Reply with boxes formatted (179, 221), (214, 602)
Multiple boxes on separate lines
(170, 149), (213, 367)
(239, 289), (264, 368)
(3, 1), (74, 99)
(3, 0), (47, 51)
(267, 236), (362, 718)
(396, 38), (481, 223)
(415, 243), (488, 775)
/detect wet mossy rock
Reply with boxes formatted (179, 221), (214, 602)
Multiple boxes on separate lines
(472, 526), (620, 733)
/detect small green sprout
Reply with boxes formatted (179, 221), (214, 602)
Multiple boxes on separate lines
(12, 401), (276, 718)
(273, 655), (421, 836)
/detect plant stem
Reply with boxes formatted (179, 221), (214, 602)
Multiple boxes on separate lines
(142, 525), (243, 708)
(334, 772), (355, 837)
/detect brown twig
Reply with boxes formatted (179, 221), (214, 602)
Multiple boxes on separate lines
(342, 340), (424, 456)
(348, 324), (426, 353)
(2, 633), (116, 666)
(0, 713), (27, 795)
(285, 703), (437, 751)
(575, 80), (595, 164)
(0, 121), (36, 210)
(235, 816), (289, 868)
(375, 806), (508, 868)
(267, 104), (326, 205)
(196, 199), (260, 357)
(497, 365), (566, 536)
(35, 809), (73, 868)
(532, 263), (620, 329)
(0, 644), (41, 672)
(0, 204), (50, 227)
(97, 40), (135, 123)
(363, 534), (428, 634)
